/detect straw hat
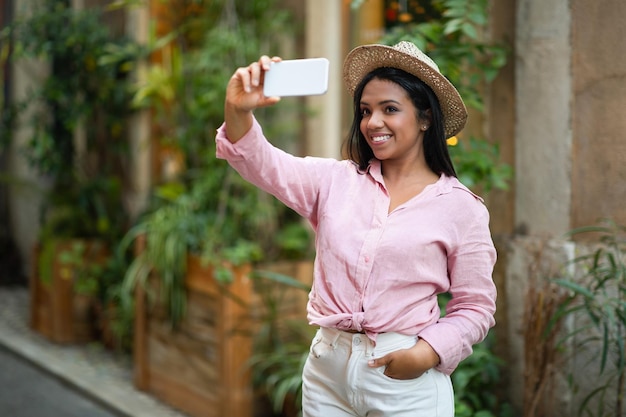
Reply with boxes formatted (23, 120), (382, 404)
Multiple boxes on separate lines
(343, 41), (467, 138)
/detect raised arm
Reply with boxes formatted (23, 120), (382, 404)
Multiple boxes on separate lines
(224, 55), (282, 142)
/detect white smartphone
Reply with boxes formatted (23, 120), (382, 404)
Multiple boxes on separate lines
(263, 58), (329, 97)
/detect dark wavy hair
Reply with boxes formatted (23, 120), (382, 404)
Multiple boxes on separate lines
(346, 67), (456, 177)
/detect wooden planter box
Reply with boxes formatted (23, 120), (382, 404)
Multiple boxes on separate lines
(133, 255), (254, 417)
(30, 239), (108, 344)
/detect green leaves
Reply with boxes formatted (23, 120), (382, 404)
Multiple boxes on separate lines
(552, 219), (626, 416)
(248, 268), (313, 416)
(119, 0), (308, 329)
(451, 333), (513, 417)
(380, 0), (508, 114)
(4, 1), (139, 247)
(441, 0), (488, 37)
(449, 136), (513, 193)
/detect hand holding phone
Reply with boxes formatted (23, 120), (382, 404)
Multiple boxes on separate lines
(263, 58), (329, 97)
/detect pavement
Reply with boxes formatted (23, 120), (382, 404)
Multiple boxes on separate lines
(0, 344), (119, 417)
(0, 285), (189, 417)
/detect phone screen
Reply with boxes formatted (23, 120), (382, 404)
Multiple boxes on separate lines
(263, 58), (329, 97)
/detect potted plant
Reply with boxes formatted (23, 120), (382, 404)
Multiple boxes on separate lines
(551, 219), (626, 417)
(118, 1), (312, 416)
(3, 0), (141, 344)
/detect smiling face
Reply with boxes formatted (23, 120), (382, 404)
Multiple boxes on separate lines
(359, 78), (429, 166)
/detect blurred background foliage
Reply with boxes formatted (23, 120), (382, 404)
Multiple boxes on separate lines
(1, 0), (139, 243)
(119, 0), (312, 329)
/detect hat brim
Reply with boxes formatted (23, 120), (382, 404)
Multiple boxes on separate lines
(343, 44), (467, 139)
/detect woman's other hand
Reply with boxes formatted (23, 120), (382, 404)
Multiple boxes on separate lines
(367, 339), (440, 380)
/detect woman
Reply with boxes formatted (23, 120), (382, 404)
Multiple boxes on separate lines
(216, 41), (497, 417)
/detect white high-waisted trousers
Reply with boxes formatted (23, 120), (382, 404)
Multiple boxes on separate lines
(302, 327), (454, 417)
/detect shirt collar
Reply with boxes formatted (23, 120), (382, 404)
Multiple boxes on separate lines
(436, 175), (484, 202)
(364, 159), (385, 186)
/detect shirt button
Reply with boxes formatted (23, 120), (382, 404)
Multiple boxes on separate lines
(353, 336), (361, 346)
(364, 256), (370, 263)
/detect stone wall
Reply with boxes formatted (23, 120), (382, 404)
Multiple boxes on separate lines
(571, 0), (626, 228)
(490, 0), (626, 414)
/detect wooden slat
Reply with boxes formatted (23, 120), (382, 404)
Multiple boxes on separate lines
(133, 234), (149, 389)
(31, 239), (108, 344)
(220, 264), (253, 417)
(149, 367), (218, 417)
(134, 254), (254, 417)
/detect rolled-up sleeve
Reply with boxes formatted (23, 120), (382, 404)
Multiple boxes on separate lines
(418, 202), (497, 375)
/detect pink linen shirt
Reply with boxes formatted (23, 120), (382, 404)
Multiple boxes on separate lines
(215, 118), (497, 375)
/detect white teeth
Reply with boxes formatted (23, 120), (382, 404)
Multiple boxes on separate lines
(372, 135), (391, 143)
